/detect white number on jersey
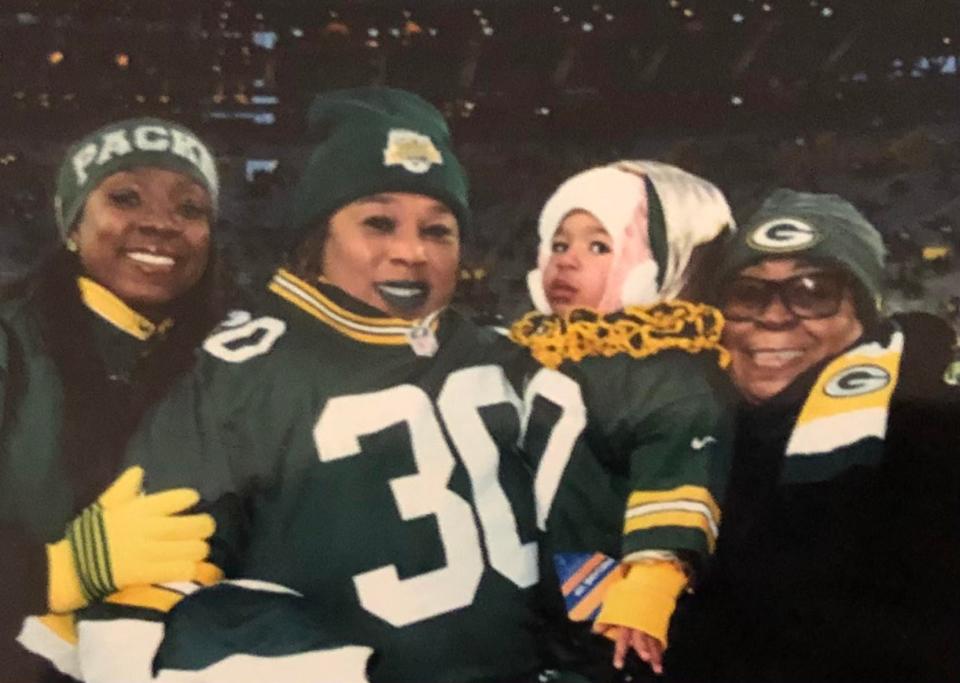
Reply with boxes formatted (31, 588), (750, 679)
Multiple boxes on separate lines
(520, 368), (588, 531)
(203, 315), (286, 363)
(313, 365), (538, 627)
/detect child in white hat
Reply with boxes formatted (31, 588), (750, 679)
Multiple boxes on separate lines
(513, 160), (735, 679)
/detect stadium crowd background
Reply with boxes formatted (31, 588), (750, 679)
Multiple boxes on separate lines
(0, 0), (958, 328)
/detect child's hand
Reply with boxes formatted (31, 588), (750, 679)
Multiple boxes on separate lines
(595, 624), (665, 674)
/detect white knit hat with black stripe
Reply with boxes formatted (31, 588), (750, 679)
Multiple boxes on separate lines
(528, 160), (734, 313)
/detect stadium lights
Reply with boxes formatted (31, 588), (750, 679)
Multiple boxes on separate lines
(368, 27), (379, 37)
(582, 21), (594, 32)
(482, 26), (495, 36)
(535, 106), (551, 116)
(731, 95), (744, 106)
(291, 27), (303, 37)
(733, 13), (745, 23)
(821, 7), (833, 17)
(48, 51), (64, 65)
(605, 13), (614, 21)
(944, 37), (953, 45)
(683, 8), (695, 18)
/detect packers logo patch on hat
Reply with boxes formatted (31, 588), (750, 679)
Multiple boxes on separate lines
(383, 129), (443, 174)
(747, 218), (822, 252)
(824, 364), (891, 397)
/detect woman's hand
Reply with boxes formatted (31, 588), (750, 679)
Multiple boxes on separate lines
(47, 466), (216, 612)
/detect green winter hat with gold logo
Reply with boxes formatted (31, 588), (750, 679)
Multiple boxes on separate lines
(54, 117), (219, 238)
(715, 188), (887, 319)
(290, 87), (470, 237)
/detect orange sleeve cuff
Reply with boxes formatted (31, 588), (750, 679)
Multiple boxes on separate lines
(594, 561), (687, 647)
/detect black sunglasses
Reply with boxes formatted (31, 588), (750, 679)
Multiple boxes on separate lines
(720, 271), (850, 323)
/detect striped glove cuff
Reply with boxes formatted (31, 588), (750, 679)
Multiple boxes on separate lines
(65, 503), (117, 603)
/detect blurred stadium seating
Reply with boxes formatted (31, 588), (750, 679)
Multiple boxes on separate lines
(0, 0), (957, 327)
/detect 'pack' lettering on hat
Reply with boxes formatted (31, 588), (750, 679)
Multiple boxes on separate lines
(747, 218), (822, 252)
(383, 129), (443, 174)
(70, 125), (218, 193)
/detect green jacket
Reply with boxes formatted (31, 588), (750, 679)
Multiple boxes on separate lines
(512, 303), (735, 569)
(0, 251), (224, 682)
(0, 259), (185, 681)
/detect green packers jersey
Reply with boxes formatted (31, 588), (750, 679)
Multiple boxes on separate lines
(513, 305), (735, 570)
(126, 270), (542, 683)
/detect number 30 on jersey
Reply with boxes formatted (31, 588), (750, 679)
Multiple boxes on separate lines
(313, 365), (584, 628)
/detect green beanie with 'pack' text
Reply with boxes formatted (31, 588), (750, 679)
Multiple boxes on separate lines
(54, 117), (219, 238)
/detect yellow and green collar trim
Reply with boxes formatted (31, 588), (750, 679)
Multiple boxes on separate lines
(268, 268), (440, 346)
(77, 277), (172, 341)
(510, 301), (730, 370)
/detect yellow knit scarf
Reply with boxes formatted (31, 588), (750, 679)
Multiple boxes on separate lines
(510, 301), (730, 370)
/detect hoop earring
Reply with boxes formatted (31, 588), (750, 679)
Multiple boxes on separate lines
(65, 238), (78, 253)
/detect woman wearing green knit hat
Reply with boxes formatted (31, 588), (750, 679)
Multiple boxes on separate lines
(666, 189), (960, 682)
(52, 88), (555, 683)
(0, 117), (230, 680)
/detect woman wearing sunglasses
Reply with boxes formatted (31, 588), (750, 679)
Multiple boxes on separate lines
(666, 189), (960, 682)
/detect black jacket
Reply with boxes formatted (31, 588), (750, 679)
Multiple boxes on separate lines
(667, 312), (960, 683)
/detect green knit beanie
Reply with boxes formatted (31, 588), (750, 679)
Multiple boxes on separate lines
(715, 188), (887, 316)
(54, 117), (219, 238)
(290, 87), (470, 237)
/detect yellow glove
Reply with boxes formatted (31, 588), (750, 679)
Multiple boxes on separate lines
(47, 467), (216, 613)
(594, 560), (688, 648)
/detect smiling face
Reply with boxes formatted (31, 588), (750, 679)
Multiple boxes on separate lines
(722, 258), (865, 404)
(70, 167), (212, 315)
(541, 210), (614, 316)
(320, 192), (460, 320)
